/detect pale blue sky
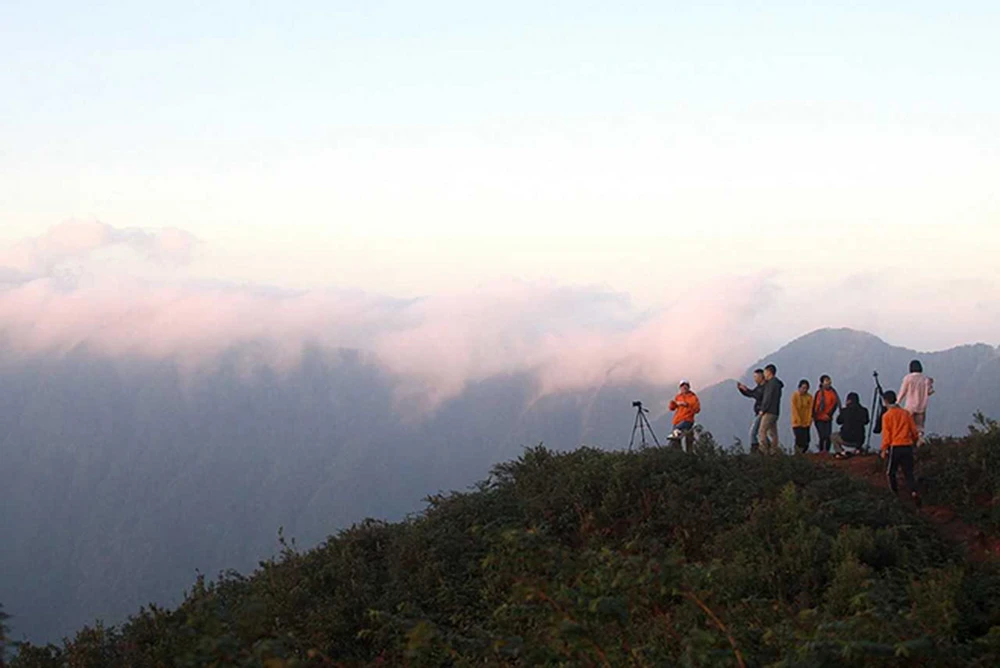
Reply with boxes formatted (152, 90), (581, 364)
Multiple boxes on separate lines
(1, 1), (999, 349)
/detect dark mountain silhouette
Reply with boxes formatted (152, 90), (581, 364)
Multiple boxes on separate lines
(0, 328), (996, 643)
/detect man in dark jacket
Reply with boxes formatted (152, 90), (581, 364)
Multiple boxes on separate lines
(736, 368), (765, 453)
(757, 364), (784, 455)
(832, 391), (870, 458)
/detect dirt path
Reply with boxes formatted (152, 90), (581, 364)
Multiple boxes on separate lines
(806, 452), (1000, 562)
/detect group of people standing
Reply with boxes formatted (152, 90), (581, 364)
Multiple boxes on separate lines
(734, 360), (934, 456)
(730, 360), (935, 504)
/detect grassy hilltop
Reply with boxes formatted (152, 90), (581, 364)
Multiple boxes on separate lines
(6, 425), (1000, 667)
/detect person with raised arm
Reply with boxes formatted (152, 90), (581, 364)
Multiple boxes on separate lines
(736, 369), (765, 453)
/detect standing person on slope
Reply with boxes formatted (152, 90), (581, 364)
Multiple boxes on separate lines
(898, 359), (934, 443)
(736, 369), (766, 453)
(790, 379), (813, 454)
(880, 390), (922, 507)
(757, 364), (784, 455)
(812, 375), (841, 455)
(669, 380), (701, 453)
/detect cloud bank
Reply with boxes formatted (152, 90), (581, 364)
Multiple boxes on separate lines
(2, 222), (997, 408)
(0, 222), (777, 406)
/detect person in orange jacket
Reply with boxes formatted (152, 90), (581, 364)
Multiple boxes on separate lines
(812, 375), (841, 454)
(669, 380), (701, 451)
(880, 390), (921, 507)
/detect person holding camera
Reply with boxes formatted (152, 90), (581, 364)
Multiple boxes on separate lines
(669, 380), (701, 452)
(736, 369), (765, 453)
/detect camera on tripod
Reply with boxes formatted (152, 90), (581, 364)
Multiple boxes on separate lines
(627, 400), (659, 450)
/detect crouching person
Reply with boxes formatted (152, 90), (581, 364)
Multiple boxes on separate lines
(832, 391), (870, 459)
(880, 390), (921, 507)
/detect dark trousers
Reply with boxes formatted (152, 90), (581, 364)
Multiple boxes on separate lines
(815, 420), (833, 452)
(887, 445), (916, 493)
(793, 426), (811, 453)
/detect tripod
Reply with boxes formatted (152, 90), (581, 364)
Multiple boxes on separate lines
(628, 401), (661, 451)
(865, 371), (885, 453)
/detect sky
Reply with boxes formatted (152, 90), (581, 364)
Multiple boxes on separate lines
(1, 1), (999, 399)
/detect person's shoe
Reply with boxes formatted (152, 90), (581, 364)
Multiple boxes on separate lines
(911, 492), (922, 508)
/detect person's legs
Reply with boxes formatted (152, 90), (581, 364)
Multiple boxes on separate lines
(672, 421), (693, 451)
(749, 415), (762, 453)
(912, 412), (926, 443)
(831, 431), (845, 455)
(816, 420), (832, 452)
(886, 448), (901, 493)
(793, 426), (810, 454)
(896, 446), (916, 491)
(759, 414), (779, 454)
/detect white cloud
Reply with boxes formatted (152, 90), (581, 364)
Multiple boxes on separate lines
(1, 222), (996, 411)
(0, 219), (197, 282)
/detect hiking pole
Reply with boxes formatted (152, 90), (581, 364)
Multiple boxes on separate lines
(628, 401), (661, 451)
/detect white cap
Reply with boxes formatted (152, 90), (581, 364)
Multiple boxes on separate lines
(679, 379), (690, 387)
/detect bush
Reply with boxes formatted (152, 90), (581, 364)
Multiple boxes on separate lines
(918, 413), (1000, 529)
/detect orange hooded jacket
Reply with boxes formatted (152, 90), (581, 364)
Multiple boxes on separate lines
(669, 391), (701, 425)
(880, 405), (919, 451)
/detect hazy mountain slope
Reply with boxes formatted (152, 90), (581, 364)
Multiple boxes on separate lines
(0, 346), (666, 643)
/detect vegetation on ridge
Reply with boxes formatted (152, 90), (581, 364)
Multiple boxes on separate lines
(7, 431), (1000, 667)
(918, 413), (1000, 531)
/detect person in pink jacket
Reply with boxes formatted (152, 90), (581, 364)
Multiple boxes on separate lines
(897, 359), (934, 441)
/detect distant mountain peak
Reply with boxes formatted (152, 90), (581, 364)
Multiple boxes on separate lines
(785, 327), (889, 348)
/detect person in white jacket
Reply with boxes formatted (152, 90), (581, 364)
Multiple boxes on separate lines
(897, 359), (934, 441)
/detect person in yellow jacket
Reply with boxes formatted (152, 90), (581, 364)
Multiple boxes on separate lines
(880, 390), (922, 507)
(790, 379), (813, 454)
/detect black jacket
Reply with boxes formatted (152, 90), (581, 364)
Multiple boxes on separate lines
(759, 377), (784, 416)
(739, 383), (765, 414)
(837, 403), (870, 445)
